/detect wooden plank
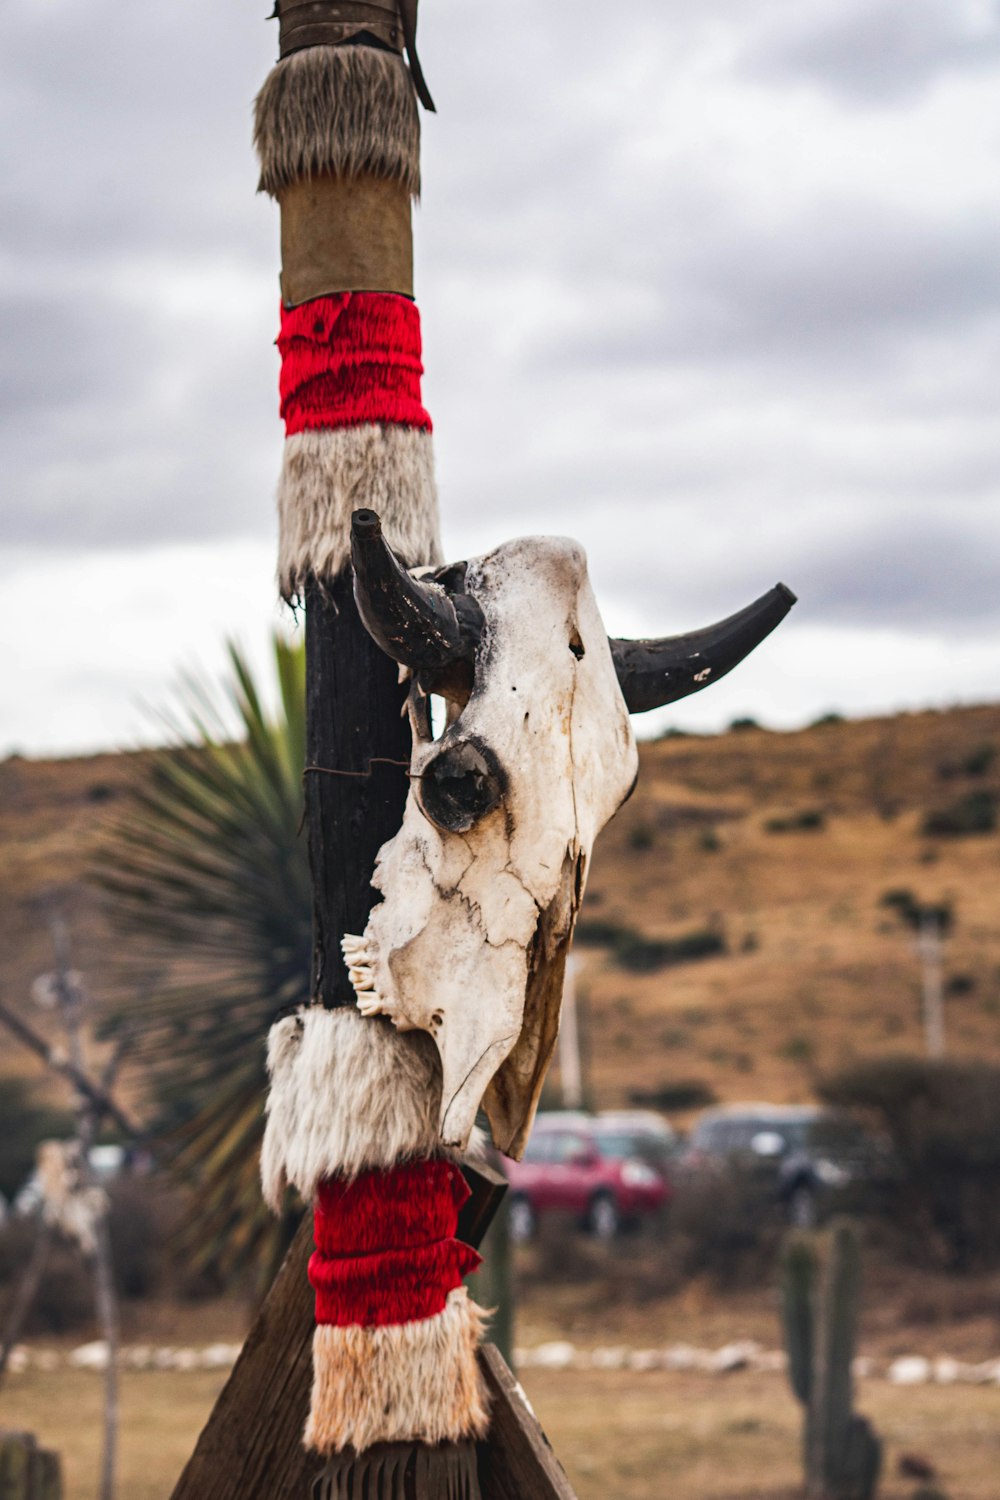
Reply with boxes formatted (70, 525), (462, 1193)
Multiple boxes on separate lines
(170, 1217), (322, 1500)
(0, 1432), (63, 1500)
(476, 1345), (579, 1500)
(457, 1160), (508, 1249)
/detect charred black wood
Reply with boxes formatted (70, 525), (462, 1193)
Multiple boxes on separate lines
(305, 570), (411, 1008)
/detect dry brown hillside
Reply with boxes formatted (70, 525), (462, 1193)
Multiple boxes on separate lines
(578, 703), (1000, 1114)
(2, 704), (1000, 1119)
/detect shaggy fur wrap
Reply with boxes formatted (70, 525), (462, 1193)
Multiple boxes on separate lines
(277, 424), (440, 596)
(310, 1160), (480, 1325)
(305, 1289), (489, 1454)
(260, 1007), (445, 1209)
(255, 45), (421, 199)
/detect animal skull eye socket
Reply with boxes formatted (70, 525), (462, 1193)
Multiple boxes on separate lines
(417, 739), (506, 833)
(569, 632), (585, 660)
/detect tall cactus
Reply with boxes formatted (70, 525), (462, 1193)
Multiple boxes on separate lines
(780, 1221), (882, 1500)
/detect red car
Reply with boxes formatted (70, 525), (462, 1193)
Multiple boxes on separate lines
(504, 1111), (674, 1240)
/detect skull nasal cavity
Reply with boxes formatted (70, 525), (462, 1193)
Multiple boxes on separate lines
(418, 740), (505, 833)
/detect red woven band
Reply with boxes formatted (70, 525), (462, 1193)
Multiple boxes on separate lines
(309, 1160), (481, 1328)
(279, 292), (432, 436)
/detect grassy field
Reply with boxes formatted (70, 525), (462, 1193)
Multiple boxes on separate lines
(3, 1361), (998, 1500)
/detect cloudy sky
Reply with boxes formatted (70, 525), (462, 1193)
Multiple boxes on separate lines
(2, 0), (999, 755)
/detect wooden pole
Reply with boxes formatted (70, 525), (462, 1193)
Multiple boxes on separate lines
(173, 5), (585, 1490)
(304, 576), (410, 1011)
(917, 912), (946, 1059)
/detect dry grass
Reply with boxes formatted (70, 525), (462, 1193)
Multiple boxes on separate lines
(3, 1361), (999, 1500)
(523, 1367), (1000, 1500)
(1, 1365), (226, 1500)
(575, 704), (1000, 1115)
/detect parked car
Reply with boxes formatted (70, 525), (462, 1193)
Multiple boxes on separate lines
(681, 1103), (890, 1226)
(504, 1110), (675, 1241)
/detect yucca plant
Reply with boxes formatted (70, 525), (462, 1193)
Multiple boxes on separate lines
(97, 635), (311, 1286)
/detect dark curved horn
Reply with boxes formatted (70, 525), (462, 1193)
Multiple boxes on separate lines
(610, 583), (796, 713)
(351, 509), (480, 673)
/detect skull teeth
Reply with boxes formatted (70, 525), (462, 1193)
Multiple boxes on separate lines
(349, 965), (375, 990)
(355, 992), (384, 1017)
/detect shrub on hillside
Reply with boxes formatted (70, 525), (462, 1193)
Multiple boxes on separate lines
(819, 1056), (1000, 1271)
(613, 927), (726, 974)
(937, 742), (996, 780)
(764, 809), (826, 834)
(921, 790), (997, 837)
(879, 889), (953, 934)
(628, 1080), (717, 1112)
(810, 712), (845, 728)
(573, 920), (727, 973)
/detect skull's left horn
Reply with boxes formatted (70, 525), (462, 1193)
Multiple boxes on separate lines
(610, 582), (796, 713)
(351, 509), (481, 672)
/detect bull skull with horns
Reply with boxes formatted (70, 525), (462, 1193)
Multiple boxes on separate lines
(343, 509), (794, 1157)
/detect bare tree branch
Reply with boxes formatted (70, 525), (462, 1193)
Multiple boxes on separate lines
(0, 999), (140, 1139)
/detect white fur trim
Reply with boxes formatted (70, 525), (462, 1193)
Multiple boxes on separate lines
(260, 1007), (444, 1209)
(278, 425), (441, 597)
(305, 1288), (489, 1454)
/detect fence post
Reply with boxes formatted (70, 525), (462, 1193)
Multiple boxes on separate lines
(0, 1432), (63, 1500)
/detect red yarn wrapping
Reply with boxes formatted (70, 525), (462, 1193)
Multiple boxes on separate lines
(279, 292), (432, 435)
(310, 1160), (481, 1328)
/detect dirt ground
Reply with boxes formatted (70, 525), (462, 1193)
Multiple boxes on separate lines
(3, 1359), (997, 1500)
(4, 1255), (1000, 1500)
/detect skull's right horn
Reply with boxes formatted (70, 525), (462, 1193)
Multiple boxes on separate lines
(609, 583), (796, 714)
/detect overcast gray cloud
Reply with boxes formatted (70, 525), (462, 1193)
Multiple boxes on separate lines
(745, 0), (1000, 103)
(1, 0), (999, 752)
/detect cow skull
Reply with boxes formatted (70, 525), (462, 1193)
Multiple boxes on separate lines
(344, 509), (794, 1157)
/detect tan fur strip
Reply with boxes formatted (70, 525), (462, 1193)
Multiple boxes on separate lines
(254, 47), (420, 200)
(260, 1008), (444, 1210)
(277, 424), (442, 598)
(305, 1289), (490, 1453)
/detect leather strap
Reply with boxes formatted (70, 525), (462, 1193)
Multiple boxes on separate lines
(280, 174), (414, 305)
(275, 0), (435, 111)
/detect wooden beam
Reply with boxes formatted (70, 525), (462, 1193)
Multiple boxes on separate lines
(477, 1345), (578, 1500)
(169, 1218), (320, 1500)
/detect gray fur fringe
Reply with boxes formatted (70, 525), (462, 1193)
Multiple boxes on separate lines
(254, 46), (421, 199)
(277, 424), (442, 599)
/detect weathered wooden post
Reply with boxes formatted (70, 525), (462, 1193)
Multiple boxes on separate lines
(172, 5), (795, 1494)
(782, 1223), (882, 1500)
(0, 1433), (62, 1500)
